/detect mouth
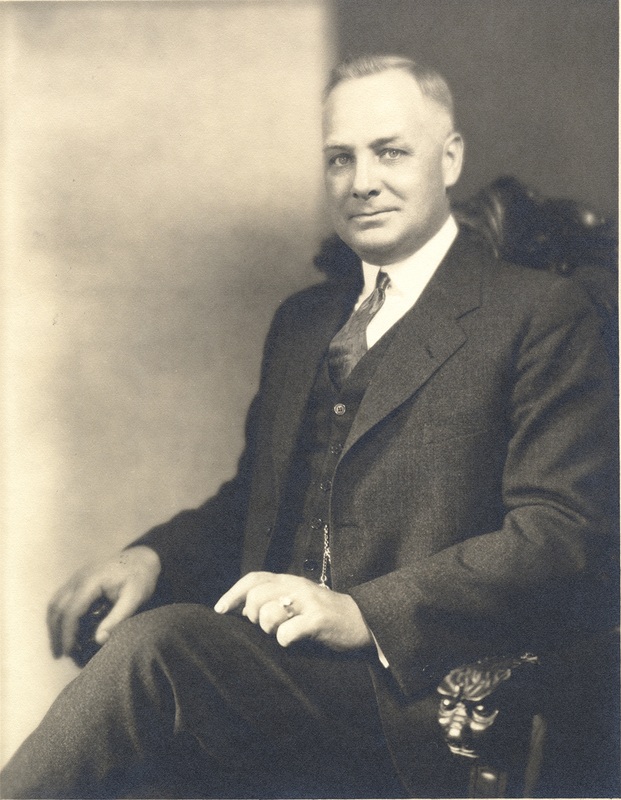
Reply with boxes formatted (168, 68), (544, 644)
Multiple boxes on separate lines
(447, 744), (478, 759)
(349, 209), (397, 220)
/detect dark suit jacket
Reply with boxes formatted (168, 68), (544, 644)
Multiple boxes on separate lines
(137, 227), (616, 790)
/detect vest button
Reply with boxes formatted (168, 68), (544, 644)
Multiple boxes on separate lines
(320, 480), (332, 492)
(310, 517), (323, 529)
(334, 403), (346, 416)
(265, 526), (273, 537)
(303, 559), (318, 572)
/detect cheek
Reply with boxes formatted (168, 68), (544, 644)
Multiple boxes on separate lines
(399, 171), (446, 218)
(426, 156), (450, 191)
(386, 166), (430, 203)
(324, 174), (349, 205)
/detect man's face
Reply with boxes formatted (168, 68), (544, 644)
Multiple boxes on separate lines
(322, 69), (463, 266)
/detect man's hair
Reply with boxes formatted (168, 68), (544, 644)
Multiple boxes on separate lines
(324, 54), (455, 125)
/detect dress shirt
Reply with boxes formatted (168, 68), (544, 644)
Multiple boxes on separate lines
(357, 215), (459, 349)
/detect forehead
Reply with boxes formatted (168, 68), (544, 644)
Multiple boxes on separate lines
(323, 69), (447, 146)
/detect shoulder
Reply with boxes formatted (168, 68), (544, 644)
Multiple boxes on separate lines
(448, 229), (609, 376)
(455, 223), (610, 323)
(474, 248), (612, 389)
(462, 230), (600, 324)
(276, 279), (339, 314)
(269, 273), (359, 332)
(489, 258), (592, 312)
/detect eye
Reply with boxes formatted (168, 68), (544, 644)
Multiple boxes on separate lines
(441, 698), (457, 710)
(472, 704), (497, 720)
(380, 148), (404, 161)
(328, 153), (352, 168)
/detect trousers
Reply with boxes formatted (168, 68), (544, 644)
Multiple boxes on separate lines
(1, 604), (404, 799)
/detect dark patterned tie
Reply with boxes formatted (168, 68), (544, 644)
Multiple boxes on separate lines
(329, 270), (390, 388)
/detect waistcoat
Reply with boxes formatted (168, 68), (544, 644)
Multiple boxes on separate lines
(265, 324), (399, 586)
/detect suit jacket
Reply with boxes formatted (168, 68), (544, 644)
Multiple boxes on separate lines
(137, 227), (616, 791)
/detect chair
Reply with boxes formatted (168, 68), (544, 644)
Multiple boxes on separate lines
(74, 177), (619, 798)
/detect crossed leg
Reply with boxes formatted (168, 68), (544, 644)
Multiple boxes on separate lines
(1, 604), (402, 799)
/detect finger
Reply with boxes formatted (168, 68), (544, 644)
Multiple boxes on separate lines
(242, 582), (293, 624)
(47, 587), (74, 658)
(243, 576), (311, 623)
(276, 613), (318, 648)
(58, 583), (108, 656)
(258, 600), (291, 635)
(214, 571), (276, 614)
(93, 581), (146, 645)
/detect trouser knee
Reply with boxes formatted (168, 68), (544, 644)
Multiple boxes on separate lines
(103, 603), (213, 665)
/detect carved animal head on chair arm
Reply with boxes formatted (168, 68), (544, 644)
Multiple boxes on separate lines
(437, 653), (540, 765)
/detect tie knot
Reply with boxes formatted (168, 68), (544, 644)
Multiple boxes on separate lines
(376, 270), (390, 294)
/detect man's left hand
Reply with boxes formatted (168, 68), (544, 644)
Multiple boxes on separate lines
(214, 572), (373, 651)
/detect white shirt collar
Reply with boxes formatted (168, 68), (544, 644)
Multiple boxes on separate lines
(359, 215), (459, 304)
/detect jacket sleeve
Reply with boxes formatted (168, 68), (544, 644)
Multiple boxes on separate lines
(349, 281), (618, 698)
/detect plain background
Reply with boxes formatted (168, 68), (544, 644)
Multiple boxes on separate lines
(1, 0), (617, 770)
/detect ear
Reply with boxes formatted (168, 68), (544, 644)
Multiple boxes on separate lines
(442, 131), (464, 188)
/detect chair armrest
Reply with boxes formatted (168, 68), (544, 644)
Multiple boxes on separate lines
(436, 653), (544, 797)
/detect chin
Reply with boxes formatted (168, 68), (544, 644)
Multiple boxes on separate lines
(342, 231), (400, 264)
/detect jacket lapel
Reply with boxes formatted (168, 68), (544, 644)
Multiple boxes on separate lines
(342, 231), (484, 457)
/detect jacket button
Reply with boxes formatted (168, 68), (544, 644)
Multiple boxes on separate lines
(310, 517), (323, 529)
(265, 526), (273, 537)
(303, 559), (318, 572)
(320, 480), (332, 492)
(334, 403), (346, 415)
(330, 443), (343, 456)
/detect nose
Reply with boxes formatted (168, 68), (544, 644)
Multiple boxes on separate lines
(446, 705), (470, 740)
(352, 154), (380, 200)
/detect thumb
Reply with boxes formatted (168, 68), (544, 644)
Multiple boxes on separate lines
(94, 584), (144, 644)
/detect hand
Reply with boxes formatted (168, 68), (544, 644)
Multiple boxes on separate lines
(47, 546), (161, 658)
(214, 572), (373, 652)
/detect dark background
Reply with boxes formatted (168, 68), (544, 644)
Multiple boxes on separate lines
(334, 0), (618, 217)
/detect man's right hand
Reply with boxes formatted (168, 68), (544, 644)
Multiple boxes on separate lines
(47, 545), (161, 658)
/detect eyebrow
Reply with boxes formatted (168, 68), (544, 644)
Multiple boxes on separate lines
(323, 135), (404, 153)
(370, 136), (403, 148)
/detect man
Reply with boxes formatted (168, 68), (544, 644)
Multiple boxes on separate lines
(2, 55), (615, 799)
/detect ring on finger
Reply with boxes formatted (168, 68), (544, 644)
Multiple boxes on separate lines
(278, 596), (295, 618)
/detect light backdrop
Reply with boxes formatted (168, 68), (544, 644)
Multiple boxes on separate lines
(2, 0), (333, 764)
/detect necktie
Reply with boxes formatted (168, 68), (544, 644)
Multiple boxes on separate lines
(329, 270), (390, 388)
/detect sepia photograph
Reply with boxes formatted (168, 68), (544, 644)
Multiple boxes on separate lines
(1, 0), (618, 797)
